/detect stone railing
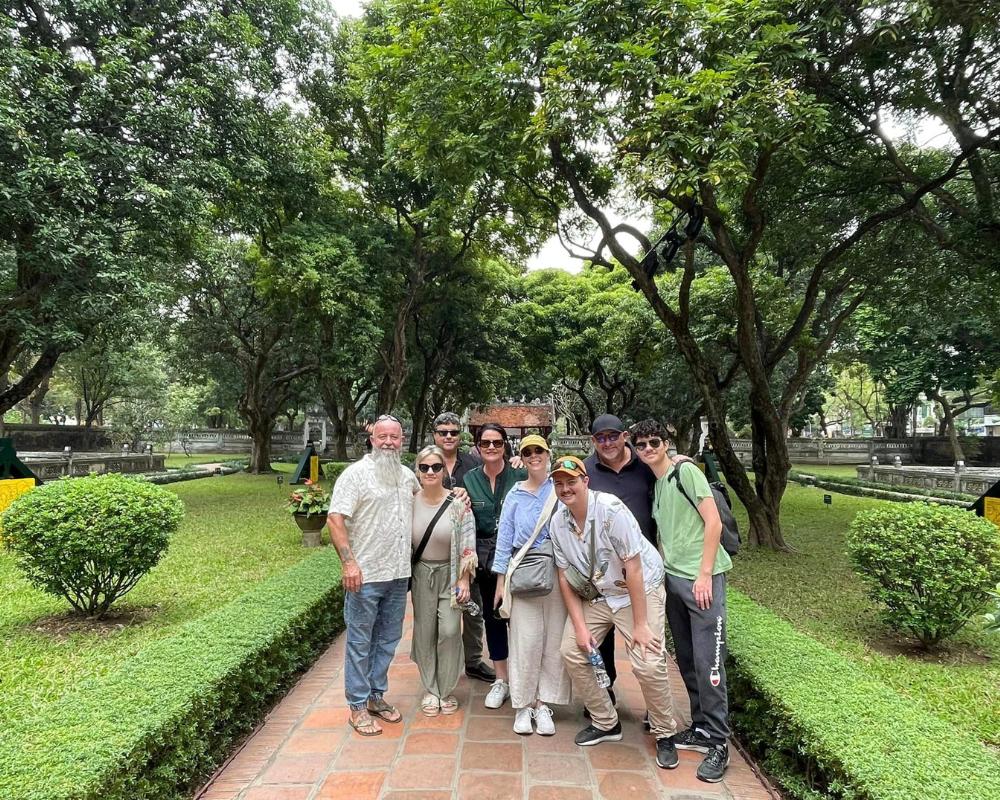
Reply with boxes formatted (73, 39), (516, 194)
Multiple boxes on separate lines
(549, 435), (593, 455)
(856, 464), (999, 497)
(22, 453), (167, 481)
(731, 438), (913, 465)
(170, 429), (303, 454)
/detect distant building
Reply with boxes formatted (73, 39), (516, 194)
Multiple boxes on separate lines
(467, 401), (554, 443)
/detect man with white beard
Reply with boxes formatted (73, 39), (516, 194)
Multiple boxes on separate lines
(328, 414), (420, 736)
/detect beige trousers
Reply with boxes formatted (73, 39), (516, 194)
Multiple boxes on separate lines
(508, 586), (572, 709)
(560, 584), (677, 739)
(411, 559), (463, 698)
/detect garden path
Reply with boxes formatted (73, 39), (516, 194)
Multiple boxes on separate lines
(196, 604), (777, 800)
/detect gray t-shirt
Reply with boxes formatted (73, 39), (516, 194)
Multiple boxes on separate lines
(329, 454), (420, 582)
(412, 495), (455, 561)
(550, 490), (664, 611)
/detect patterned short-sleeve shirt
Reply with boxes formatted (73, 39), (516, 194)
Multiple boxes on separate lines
(329, 455), (420, 582)
(550, 490), (664, 611)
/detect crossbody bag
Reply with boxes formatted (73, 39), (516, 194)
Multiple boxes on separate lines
(499, 488), (558, 618)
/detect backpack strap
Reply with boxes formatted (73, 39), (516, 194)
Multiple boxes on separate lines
(668, 463), (702, 516)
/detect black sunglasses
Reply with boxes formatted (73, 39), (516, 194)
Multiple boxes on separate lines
(417, 462), (445, 473)
(634, 438), (663, 451)
(479, 439), (505, 449)
(520, 446), (547, 457)
(434, 429), (460, 437)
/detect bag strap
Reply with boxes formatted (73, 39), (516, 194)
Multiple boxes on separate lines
(412, 492), (455, 565)
(506, 486), (558, 575)
(669, 463), (701, 516)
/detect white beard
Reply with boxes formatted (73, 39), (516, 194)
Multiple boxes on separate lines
(371, 446), (402, 487)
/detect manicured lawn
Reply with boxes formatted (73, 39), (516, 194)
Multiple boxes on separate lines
(789, 463), (863, 479)
(0, 468), (333, 730)
(163, 451), (245, 468)
(729, 483), (1000, 747)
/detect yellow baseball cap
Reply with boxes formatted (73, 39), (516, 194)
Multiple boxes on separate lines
(519, 434), (550, 453)
(549, 455), (587, 479)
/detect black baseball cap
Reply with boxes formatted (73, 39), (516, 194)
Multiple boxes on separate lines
(591, 414), (624, 435)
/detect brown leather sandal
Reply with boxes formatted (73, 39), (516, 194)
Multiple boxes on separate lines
(367, 697), (403, 723)
(349, 708), (383, 736)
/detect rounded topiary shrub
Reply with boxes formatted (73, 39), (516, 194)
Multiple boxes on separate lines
(1, 473), (184, 617)
(847, 502), (1000, 647)
(321, 461), (350, 486)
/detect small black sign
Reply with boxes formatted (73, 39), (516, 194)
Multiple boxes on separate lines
(823, 494), (832, 505)
(290, 443), (317, 485)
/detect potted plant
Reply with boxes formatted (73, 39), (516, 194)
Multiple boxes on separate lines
(286, 479), (330, 547)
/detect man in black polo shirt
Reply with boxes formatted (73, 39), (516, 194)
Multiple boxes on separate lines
(430, 411), (494, 684)
(583, 413), (658, 706)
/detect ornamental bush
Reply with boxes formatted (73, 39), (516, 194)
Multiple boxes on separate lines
(847, 502), (1000, 647)
(1, 473), (184, 617)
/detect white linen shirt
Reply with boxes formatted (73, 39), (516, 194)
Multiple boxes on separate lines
(328, 454), (420, 582)
(550, 490), (664, 611)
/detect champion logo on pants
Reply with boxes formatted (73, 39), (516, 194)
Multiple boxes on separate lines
(710, 615), (724, 687)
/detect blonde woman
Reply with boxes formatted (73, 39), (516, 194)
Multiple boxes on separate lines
(492, 434), (571, 735)
(411, 445), (477, 716)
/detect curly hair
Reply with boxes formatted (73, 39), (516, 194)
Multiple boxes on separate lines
(629, 418), (669, 443)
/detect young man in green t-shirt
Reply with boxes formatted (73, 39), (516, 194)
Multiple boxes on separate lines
(632, 419), (732, 784)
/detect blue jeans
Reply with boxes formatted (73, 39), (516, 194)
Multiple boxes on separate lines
(343, 578), (408, 709)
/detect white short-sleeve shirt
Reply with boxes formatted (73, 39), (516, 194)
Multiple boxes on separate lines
(328, 455), (420, 582)
(550, 490), (664, 611)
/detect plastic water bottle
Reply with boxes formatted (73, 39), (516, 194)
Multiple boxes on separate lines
(454, 588), (481, 617)
(588, 647), (611, 688)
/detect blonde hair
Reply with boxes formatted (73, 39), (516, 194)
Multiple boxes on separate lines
(416, 444), (445, 466)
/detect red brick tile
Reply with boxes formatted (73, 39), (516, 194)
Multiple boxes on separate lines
(587, 743), (648, 771)
(465, 716), (518, 741)
(334, 736), (401, 768)
(410, 708), (466, 730)
(243, 787), (312, 800)
(281, 729), (343, 756)
(461, 741), (523, 772)
(653, 762), (730, 794)
(402, 731), (461, 755)
(317, 770), (385, 799)
(527, 752), (590, 784)
(385, 755), (456, 790)
(529, 787), (595, 800)
(594, 770), (659, 800)
(382, 793), (452, 800)
(197, 781), (245, 800)
(301, 706), (351, 729)
(457, 772), (522, 800)
(259, 754), (329, 784)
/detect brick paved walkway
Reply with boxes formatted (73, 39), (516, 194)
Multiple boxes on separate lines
(196, 606), (777, 800)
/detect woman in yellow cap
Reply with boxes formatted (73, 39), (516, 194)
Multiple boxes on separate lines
(492, 434), (571, 735)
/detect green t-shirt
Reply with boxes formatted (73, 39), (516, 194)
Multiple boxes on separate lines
(653, 462), (732, 580)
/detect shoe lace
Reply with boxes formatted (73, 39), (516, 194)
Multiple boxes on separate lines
(704, 747), (727, 767)
(534, 705), (552, 721)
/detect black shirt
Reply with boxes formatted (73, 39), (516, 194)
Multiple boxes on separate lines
(584, 446), (658, 545)
(444, 449), (482, 490)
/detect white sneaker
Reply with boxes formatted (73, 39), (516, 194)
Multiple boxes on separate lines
(513, 706), (534, 734)
(533, 704), (555, 736)
(484, 679), (509, 709)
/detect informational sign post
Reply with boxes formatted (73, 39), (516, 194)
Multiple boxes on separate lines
(291, 443), (320, 485)
(970, 480), (1000, 527)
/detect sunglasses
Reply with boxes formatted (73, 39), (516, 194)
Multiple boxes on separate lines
(375, 413), (400, 424)
(594, 431), (622, 445)
(634, 438), (663, 451)
(417, 462), (445, 473)
(520, 446), (547, 457)
(480, 439), (505, 449)
(434, 429), (460, 437)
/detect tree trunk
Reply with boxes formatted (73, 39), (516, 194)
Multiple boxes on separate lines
(29, 374), (50, 424)
(931, 390), (965, 463)
(247, 415), (275, 474)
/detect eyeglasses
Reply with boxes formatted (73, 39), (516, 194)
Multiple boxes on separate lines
(594, 431), (622, 445)
(417, 463), (445, 473)
(480, 439), (505, 449)
(520, 446), (547, 457)
(434, 429), (460, 437)
(634, 438), (663, 451)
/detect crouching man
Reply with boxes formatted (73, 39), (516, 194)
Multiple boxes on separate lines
(548, 456), (679, 769)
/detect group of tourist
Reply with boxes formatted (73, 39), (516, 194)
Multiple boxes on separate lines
(327, 411), (733, 784)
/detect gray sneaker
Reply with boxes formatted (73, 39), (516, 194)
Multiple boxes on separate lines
(697, 744), (730, 783)
(672, 726), (712, 753)
(574, 721), (623, 746)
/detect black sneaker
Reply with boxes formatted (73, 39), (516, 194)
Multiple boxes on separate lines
(697, 744), (730, 783)
(465, 662), (496, 683)
(574, 721), (623, 746)
(655, 737), (679, 769)
(672, 726), (712, 753)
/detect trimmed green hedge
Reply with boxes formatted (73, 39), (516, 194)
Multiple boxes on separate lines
(727, 589), (1000, 800)
(0, 550), (344, 800)
(788, 471), (971, 505)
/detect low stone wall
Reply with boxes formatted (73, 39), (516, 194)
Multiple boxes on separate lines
(171, 429), (303, 454)
(856, 464), (1000, 497)
(22, 453), (166, 481)
(3, 424), (112, 452)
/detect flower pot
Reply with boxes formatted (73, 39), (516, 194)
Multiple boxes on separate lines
(293, 513), (327, 547)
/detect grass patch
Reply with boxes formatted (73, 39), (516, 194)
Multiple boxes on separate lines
(789, 463), (865, 480)
(0, 469), (328, 731)
(162, 452), (242, 469)
(729, 483), (1000, 748)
